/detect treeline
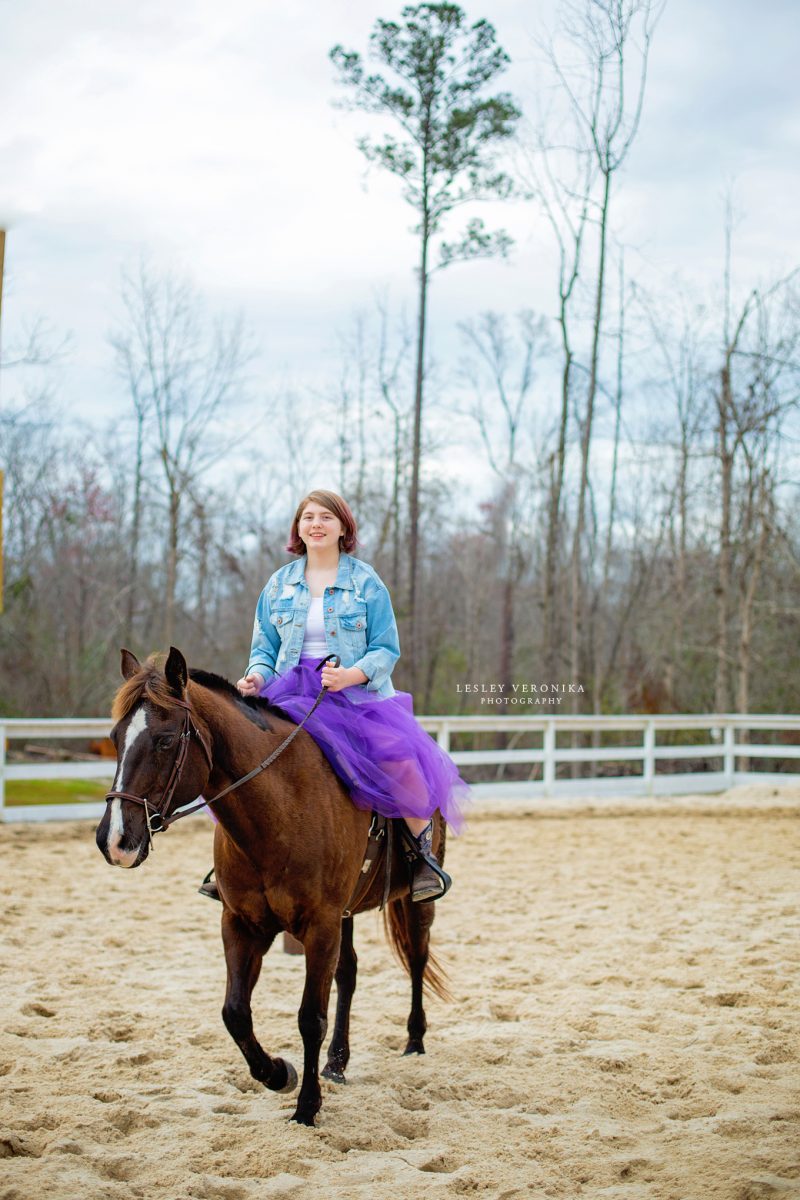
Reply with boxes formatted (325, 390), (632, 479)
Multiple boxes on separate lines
(2, 0), (799, 718)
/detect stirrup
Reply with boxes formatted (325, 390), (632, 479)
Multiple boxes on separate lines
(411, 859), (452, 901)
(198, 867), (221, 902)
(401, 824), (452, 901)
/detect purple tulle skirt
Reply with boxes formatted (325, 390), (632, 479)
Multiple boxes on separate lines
(258, 658), (470, 833)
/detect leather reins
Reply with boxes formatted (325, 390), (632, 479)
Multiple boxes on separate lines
(104, 655), (340, 847)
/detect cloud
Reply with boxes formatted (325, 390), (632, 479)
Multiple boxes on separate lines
(0, 0), (798, 439)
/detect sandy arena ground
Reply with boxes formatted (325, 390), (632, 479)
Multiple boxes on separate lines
(1, 787), (799, 1200)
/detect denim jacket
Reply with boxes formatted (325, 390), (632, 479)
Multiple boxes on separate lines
(246, 553), (401, 698)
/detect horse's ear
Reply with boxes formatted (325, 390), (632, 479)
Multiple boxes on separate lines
(120, 648), (141, 680)
(164, 646), (188, 697)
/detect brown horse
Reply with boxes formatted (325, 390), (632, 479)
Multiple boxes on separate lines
(95, 647), (449, 1127)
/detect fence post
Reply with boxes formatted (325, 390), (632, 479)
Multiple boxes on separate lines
(737, 719), (749, 775)
(643, 720), (655, 796)
(437, 721), (450, 753)
(723, 722), (735, 786)
(543, 721), (555, 796)
(0, 721), (5, 818)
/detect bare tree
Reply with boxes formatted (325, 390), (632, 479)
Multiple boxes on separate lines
(109, 314), (151, 636)
(331, 313), (370, 508)
(323, 301), (414, 591)
(458, 309), (546, 700)
(331, 3), (520, 685)
(374, 298), (413, 593)
(516, 81), (595, 681)
(731, 282), (800, 716)
(634, 283), (709, 709)
(715, 200), (755, 714)
(590, 248), (626, 714)
(110, 260), (254, 645)
(531, 0), (662, 708)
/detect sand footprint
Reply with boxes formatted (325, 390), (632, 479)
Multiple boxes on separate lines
(98, 1155), (137, 1182)
(395, 1088), (430, 1113)
(0, 1133), (41, 1159)
(705, 991), (749, 1007)
(188, 1181), (253, 1200)
(188, 1032), (217, 1048)
(108, 1107), (160, 1135)
(20, 1003), (55, 1018)
(416, 1151), (458, 1174)
(389, 1113), (430, 1140)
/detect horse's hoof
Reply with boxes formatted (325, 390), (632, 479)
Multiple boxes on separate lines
(403, 1039), (426, 1056)
(274, 1059), (298, 1094)
(322, 1063), (346, 1084)
(289, 1106), (317, 1126)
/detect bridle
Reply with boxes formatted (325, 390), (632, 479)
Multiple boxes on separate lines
(104, 656), (339, 847)
(104, 696), (213, 845)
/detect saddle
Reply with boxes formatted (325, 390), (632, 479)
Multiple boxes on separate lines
(342, 813), (394, 918)
(342, 813), (449, 917)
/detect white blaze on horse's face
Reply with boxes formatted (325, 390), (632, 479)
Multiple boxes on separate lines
(107, 706), (149, 867)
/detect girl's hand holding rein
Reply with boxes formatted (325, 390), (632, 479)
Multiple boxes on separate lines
(236, 672), (265, 696)
(321, 664), (368, 692)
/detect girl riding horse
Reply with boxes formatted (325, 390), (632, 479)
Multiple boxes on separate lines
(200, 489), (469, 901)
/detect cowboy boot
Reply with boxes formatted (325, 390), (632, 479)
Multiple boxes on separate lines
(403, 820), (452, 902)
(198, 867), (221, 902)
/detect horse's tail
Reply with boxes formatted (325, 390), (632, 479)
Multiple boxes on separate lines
(381, 819), (452, 1003)
(382, 901), (452, 1002)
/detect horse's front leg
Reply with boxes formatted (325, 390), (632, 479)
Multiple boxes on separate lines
(292, 917), (342, 1126)
(322, 915), (357, 1084)
(221, 911), (297, 1095)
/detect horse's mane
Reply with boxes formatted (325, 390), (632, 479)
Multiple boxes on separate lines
(188, 668), (285, 731)
(111, 656), (284, 732)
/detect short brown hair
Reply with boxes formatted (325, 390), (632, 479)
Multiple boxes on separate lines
(286, 490), (359, 556)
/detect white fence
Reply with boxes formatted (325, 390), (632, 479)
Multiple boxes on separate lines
(1, 713), (799, 823)
(1, 718), (114, 822)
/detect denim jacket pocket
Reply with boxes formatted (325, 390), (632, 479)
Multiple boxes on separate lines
(269, 603), (296, 641)
(338, 605), (368, 658)
(339, 608), (367, 632)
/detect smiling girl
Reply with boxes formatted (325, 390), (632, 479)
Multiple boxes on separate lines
(200, 489), (468, 902)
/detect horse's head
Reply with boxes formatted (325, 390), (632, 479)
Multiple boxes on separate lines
(95, 647), (212, 868)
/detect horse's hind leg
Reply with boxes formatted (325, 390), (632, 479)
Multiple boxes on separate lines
(322, 915), (357, 1084)
(402, 896), (435, 1056)
(221, 911), (297, 1095)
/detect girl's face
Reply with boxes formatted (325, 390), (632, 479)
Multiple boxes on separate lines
(298, 504), (344, 551)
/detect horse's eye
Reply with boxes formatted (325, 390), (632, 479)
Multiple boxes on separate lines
(156, 735), (175, 751)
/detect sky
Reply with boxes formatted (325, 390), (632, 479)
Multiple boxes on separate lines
(1, 0), (799, 496)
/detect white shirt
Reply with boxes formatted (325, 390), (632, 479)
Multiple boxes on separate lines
(300, 596), (328, 659)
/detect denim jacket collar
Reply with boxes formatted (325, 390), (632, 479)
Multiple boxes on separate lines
(283, 553), (355, 590)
